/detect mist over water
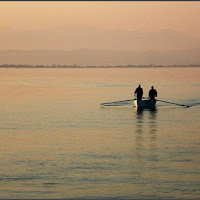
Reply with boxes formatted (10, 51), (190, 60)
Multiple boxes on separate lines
(0, 68), (200, 199)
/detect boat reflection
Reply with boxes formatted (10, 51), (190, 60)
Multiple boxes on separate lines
(133, 106), (159, 182)
(149, 108), (158, 145)
(134, 107), (157, 113)
(134, 107), (158, 149)
(135, 107), (144, 147)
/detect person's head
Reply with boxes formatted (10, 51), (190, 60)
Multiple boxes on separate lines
(151, 86), (154, 89)
(139, 84), (141, 88)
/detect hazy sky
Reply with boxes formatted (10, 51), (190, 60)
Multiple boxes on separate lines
(0, 1), (200, 37)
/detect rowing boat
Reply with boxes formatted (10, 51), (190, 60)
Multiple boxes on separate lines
(134, 99), (156, 108)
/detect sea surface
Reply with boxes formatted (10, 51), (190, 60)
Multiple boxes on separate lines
(0, 68), (200, 199)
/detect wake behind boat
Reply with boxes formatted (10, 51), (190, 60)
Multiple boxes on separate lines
(134, 99), (157, 108)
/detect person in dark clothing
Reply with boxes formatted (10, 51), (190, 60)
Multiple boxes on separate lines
(134, 84), (143, 100)
(149, 86), (157, 100)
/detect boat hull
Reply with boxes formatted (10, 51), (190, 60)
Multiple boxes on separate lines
(134, 99), (156, 108)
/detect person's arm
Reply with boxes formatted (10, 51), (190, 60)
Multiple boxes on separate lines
(134, 88), (137, 94)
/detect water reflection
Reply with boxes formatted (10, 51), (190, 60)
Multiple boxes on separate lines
(134, 107), (158, 148)
(149, 108), (158, 145)
(135, 108), (144, 148)
(134, 107), (159, 165)
(136, 108), (144, 133)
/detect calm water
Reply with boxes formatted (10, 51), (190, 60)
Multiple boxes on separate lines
(0, 68), (200, 199)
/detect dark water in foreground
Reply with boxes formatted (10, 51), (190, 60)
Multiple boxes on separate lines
(0, 68), (200, 199)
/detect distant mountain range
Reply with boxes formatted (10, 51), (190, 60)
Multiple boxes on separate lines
(0, 25), (200, 65)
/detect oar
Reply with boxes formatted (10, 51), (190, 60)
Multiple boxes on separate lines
(157, 99), (190, 108)
(101, 103), (128, 107)
(101, 98), (136, 106)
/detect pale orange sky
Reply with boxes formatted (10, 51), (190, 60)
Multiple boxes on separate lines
(0, 1), (200, 37)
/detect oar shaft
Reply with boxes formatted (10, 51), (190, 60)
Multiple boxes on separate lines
(101, 104), (126, 106)
(157, 99), (189, 107)
(101, 102), (130, 106)
(101, 98), (135, 105)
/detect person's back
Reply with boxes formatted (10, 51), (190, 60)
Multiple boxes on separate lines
(149, 86), (157, 100)
(134, 84), (143, 100)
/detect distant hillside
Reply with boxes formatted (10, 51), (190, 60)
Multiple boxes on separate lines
(0, 49), (200, 66)
(1, 25), (200, 65)
(1, 26), (200, 51)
